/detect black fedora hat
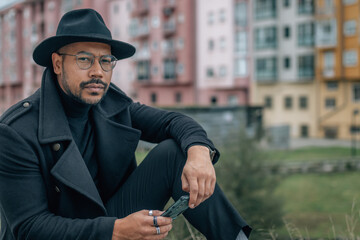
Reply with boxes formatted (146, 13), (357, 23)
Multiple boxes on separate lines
(33, 8), (136, 67)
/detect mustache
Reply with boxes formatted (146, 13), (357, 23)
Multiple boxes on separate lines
(80, 78), (108, 89)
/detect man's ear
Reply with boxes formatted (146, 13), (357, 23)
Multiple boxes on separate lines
(51, 53), (62, 74)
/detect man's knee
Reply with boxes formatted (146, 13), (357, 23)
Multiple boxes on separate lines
(148, 139), (185, 165)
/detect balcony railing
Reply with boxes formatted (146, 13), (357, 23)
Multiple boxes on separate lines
(163, 18), (176, 36)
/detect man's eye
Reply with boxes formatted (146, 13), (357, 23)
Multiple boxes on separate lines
(78, 57), (92, 62)
(101, 58), (112, 64)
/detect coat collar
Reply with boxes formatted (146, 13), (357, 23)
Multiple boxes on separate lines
(38, 68), (133, 144)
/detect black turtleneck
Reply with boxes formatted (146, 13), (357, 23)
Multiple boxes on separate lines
(56, 81), (99, 188)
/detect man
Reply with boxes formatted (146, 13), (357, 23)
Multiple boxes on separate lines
(0, 9), (251, 240)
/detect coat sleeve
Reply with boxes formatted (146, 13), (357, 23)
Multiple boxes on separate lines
(0, 124), (116, 240)
(129, 102), (219, 161)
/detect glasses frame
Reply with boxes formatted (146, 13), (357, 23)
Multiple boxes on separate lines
(57, 52), (118, 72)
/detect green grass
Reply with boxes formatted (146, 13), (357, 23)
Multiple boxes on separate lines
(264, 146), (356, 163)
(136, 146), (360, 239)
(274, 172), (360, 239)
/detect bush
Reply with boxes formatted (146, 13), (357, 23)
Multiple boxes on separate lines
(215, 136), (284, 239)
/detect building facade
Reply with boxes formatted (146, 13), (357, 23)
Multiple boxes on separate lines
(251, 0), (318, 138)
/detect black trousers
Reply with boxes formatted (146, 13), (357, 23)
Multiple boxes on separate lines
(105, 139), (251, 240)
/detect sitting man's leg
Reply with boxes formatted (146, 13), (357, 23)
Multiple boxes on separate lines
(105, 139), (251, 240)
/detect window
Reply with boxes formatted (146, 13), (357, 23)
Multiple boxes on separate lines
(284, 57), (291, 69)
(235, 2), (247, 26)
(264, 96), (272, 108)
(163, 59), (176, 79)
(151, 93), (157, 104)
(255, 0), (276, 19)
(207, 67), (215, 78)
(219, 9), (226, 23)
(208, 39), (215, 50)
(324, 126), (338, 139)
(343, 50), (358, 67)
(208, 12), (214, 25)
(284, 26), (291, 38)
(326, 81), (338, 91)
(298, 55), (314, 78)
(219, 37), (226, 49)
(299, 96), (308, 109)
(234, 58), (247, 77)
(284, 0), (290, 7)
(256, 57), (277, 81)
(325, 98), (336, 109)
(323, 51), (335, 77)
(175, 92), (182, 103)
(228, 95), (238, 106)
(219, 66), (227, 77)
(151, 16), (160, 28)
(137, 61), (150, 80)
(210, 96), (218, 105)
(353, 84), (360, 102)
(235, 32), (247, 54)
(113, 4), (119, 14)
(298, 0), (314, 14)
(298, 22), (315, 46)
(343, 0), (357, 5)
(316, 19), (337, 47)
(255, 26), (277, 49)
(300, 125), (309, 137)
(344, 20), (357, 36)
(284, 96), (293, 109)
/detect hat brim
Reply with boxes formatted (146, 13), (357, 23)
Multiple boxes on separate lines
(33, 35), (136, 67)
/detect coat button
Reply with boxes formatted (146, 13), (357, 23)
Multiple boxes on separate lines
(23, 102), (30, 108)
(52, 143), (61, 152)
(55, 186), (60, 193)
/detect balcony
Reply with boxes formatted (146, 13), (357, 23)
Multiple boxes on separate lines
(316, 1), (335, 17)
(163, 0), (176, 17)
(256, 72), (277, 83)
(163, 18), (176, 36)
(323, 68), (335, 78)
(316, 19), (337, 47)
(162, 40), (176, 58)
(132, 0), (150, 17)
(134, 48), (150, 61)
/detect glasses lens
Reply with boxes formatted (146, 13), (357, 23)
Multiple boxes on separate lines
(100, 55), (117, 71)
(76, 54), (94, 69)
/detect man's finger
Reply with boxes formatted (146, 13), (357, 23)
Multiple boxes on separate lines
(147, 215), (172, 227)
(188, 177), (199, 208)
(196, 178), (205, 207)
(181, 173), (190, 192)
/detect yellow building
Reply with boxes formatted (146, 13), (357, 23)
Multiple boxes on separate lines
(316, 0), (360, 139)
(251, 0), (317, 138)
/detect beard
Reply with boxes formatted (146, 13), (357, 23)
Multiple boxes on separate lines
(60, 64), (109, 105)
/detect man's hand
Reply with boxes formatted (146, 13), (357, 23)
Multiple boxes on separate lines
(181, 145), (216, 208)
(112, 210), (172, 240)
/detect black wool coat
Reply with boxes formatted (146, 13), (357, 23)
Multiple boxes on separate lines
(0, 68), (218, 240)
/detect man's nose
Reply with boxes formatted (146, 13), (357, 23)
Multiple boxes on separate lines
(89, 59), (104, 78)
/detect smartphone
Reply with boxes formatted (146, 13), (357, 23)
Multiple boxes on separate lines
(161, 195), (190, 219)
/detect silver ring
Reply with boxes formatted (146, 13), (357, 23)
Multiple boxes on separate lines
(153, 216), (158, 227)
(156, 226), (161, 235)
(149, 210), (153, 216)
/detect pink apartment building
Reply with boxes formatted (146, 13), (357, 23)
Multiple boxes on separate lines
(128, 0), (251, 106)
(0, 0), (251, 113)
(0, 0), (108, 114)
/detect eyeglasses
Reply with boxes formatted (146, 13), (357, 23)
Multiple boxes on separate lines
(57, 52), (118, 72)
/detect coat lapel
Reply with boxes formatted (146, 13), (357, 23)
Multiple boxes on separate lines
(92, 111), (141, 201)
(50, 141), (105, 212)
(38, 68), (105, 211)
